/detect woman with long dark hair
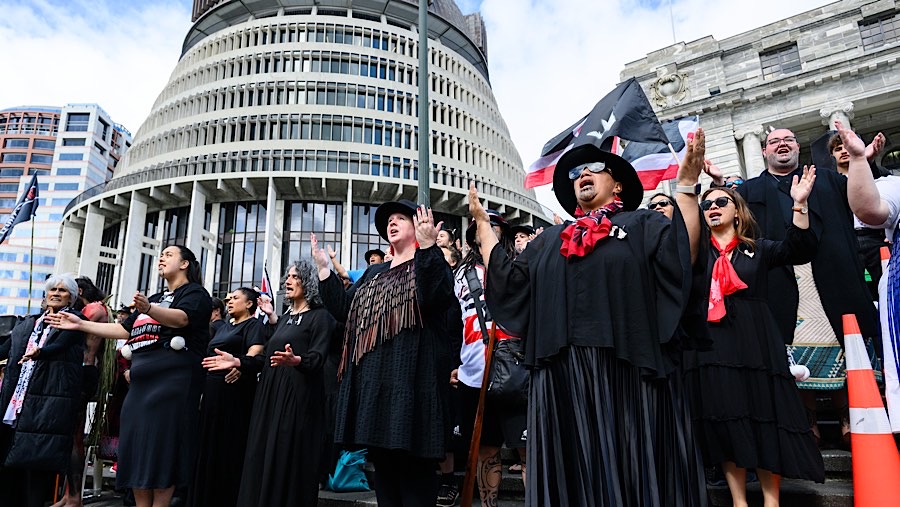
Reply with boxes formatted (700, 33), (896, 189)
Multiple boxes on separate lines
(0, 274), (86, 507)
(315, 201), (455, 506)
(48, 245), (212, 507)
(190, 287), (264, 507)
(684, 180), (825, 505)
(206, 260), (335, 507)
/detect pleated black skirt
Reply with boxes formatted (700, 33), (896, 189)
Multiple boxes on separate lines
(527, 346), (708, 507)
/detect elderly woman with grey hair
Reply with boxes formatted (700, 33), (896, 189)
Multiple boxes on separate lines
(0, 273), (86, 507)
(208, 258), (336, 507)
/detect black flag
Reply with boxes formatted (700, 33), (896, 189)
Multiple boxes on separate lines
(540, 77), (669, 157)
(0, 174), (40, 244)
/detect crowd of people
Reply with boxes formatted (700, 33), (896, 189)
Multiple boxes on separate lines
(0, 118), (896, 507)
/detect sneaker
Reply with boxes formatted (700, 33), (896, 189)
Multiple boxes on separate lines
(436, 482), (460, 507)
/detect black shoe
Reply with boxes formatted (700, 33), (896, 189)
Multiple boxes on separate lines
(436, 482), (460, 507)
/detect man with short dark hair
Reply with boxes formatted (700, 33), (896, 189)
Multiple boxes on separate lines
(736, 127), (880, 444)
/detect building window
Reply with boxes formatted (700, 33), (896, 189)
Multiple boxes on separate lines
(759, 43), (801, 80)
(30, 154), (53, 165)
(66, 113), (90, 132)
(0, 184), (18, 192)
(33, 139), (55, 150)
(96, 222), (121, 296)
(56, 167), (82, 176)
(63, 138), (86, 146)
(162, 207), (190, 248)
(1, 153), (27, 163)
(137, 212), (160, 294)
(54, 183), (80, 191)
(0, 168), (24, 176)
(350, 204), (384, 270)
(281, 201), (343, 281)
(3, 139), (29, 148)
(59, 153), (83, 161)
(215, 202), (268, 297)
(860, 12), (900, 50)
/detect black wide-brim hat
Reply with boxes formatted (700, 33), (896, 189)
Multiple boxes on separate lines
(510, 224), (535, 236)
(375, 199), (419, 241)
(553, 145), (643, 213)
(466, 209), (510, 247)
(364, 248), (386, 260)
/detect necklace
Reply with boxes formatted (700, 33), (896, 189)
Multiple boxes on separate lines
(769, 171), (793, 183)
(286, 303), (310, 325)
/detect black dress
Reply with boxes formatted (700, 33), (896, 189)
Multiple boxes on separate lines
(236, 306), (335, 507)
(320, 245), (456, 460)
(189, 318), (264, 507)
(117, 283), (211, 490)
(485, 208), (709, 507)
(684, 227), (825, 482)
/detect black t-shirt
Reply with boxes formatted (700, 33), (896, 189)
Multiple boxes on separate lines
(207, 317), (264, 356)
(121, 282), (212, 357)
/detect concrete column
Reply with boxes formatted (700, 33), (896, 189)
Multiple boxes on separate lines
(262, 178), (280, 305)
(203, 202), (221, 296)
(117, 192), (148, 300)
(735, 126), (766, 178)
(342, 181), (353, 267)
(185, 183), (207, 257)
(56, 220), (82, 274)
(109, 219), (128, 307)
(78, 205), (106, 280)
(820, 102), (854, 130)
(269, 200), (285, 309)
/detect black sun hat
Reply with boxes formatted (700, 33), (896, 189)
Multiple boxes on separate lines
(510, 224), (535, 236)
(364, 248), (386, 261)
(374, 199), (419, 241)
(553, 144), (643, 213)
(466, 209), (510, 247)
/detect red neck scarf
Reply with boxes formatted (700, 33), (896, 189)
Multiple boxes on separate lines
(559, 199), (624, 260)
(708, 236), (748, 322)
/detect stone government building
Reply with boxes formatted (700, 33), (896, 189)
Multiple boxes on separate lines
(621, 0), (900, 193)
(58, 0), (544, 305)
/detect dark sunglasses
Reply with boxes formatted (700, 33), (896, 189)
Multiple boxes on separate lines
(700, 196), (734, 211)
(725, 179), (744, 188)
(568, 162), (609, 180)
(647, 199), (672, 210)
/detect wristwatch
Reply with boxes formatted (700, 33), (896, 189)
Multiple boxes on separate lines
(675, 183), (701, 195)
(792, 205), (808, 214)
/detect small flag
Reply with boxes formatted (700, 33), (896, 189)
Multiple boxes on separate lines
(526, 78), (669, 189)
(260, 266), (272, 298)
(620, 116), (700, 190)
(0, 174), (39, 245)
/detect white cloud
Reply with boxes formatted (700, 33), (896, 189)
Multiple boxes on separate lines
(0, 0), (191, 134)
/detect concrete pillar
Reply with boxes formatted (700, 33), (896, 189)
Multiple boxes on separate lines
(269, 199), (285, 309)
(118, 193), (148, 300)
(56, 220), (82, 274)
(185, 183), (207, 257)
(77, 205), (106, 280)
(735, 126), (766, 178)
(203, 202), (221, 296)
(342, 181), (353, 267)
(109, 219), (128, 307)
(820, 102), (854, 130)
(262, 178), (281, 306)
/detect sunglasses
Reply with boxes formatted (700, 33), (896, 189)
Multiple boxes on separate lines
(648, 199), (672, 210)
(568, 162), (609, 180)
(725, 179), (744, 188)
(700, 196), (734, 211)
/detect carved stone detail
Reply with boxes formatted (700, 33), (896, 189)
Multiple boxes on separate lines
(649, 73), (689, 108)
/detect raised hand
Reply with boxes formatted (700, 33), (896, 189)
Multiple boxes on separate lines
(836, 120), (866, 158)
(677, 129), (706, 184)
(202, 348), (240, 371)
(257, 296), (274, 318)
(310, 233), (330, 270)
(703, 159), (724, 186)
(44, 311), (83, 331)
(413, 205), (442, 249)
(271, 343), (301, 367)
(133, 292), (151, 314)
(790, 166), (816, 204)
(865, 132), (886, 161)
(468, 182), (489, 225)
(326, 244), (338, 263)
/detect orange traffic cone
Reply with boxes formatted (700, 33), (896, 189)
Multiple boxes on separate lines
(843, 313), (900, 506)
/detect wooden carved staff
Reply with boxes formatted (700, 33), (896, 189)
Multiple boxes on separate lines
(461, 321), (498, 507)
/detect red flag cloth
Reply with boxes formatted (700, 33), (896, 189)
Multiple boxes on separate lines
(707, 236), (748, 322)
(559, 199), (624, 260)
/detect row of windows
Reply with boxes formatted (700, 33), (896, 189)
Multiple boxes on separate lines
(141, 79), (515, 166)
(103, 149), (526, 210)
(2, 138), (54, 150)
(181, 18), (490, 96)
(0, 288), (45, 298)
(860, 11), (900, 50)
(0, 168), (49, 177)
(0, 152), (53, 165)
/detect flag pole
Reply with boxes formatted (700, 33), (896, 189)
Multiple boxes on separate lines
(667, 143), (681, 165)
(27, 219), (34, 314)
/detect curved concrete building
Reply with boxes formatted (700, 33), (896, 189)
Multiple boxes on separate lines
(59, 0), (542, 303)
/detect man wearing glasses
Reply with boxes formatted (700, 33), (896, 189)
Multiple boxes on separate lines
(736, 128), (880, 446)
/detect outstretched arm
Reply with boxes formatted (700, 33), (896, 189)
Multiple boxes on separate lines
(843, 121), (890, 225)
(674, 128), (705, 264)
(45, 311), (130, 341)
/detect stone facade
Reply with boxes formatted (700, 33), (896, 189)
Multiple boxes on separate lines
(621, 0), (900, 193)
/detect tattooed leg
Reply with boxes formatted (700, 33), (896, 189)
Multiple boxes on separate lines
(477, 447), (502, 507)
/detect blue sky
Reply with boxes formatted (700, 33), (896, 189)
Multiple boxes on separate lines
(0, 0), (833, 214)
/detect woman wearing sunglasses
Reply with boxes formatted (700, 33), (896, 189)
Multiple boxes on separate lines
(647, 192), (674, 219)
(684, 169), (825, 506)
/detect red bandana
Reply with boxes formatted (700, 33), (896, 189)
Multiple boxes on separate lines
(708, 237), (748, 322)
(559, 199), (624, 260)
